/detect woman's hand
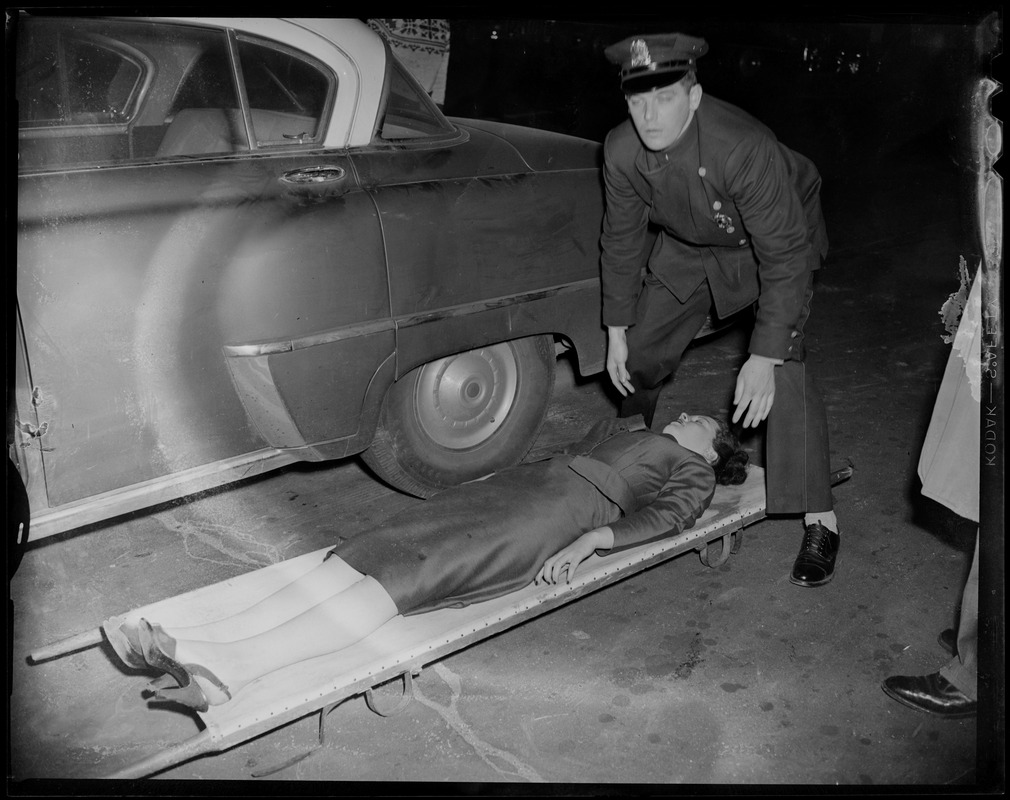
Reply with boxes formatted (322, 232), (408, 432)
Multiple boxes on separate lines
(536, 527), (615, 586)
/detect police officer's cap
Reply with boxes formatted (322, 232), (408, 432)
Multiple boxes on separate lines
(605, 33), (708, 93)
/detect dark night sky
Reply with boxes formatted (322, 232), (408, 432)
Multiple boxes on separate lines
(441, 14), (999, 182)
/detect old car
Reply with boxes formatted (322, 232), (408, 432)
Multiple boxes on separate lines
(13, 15), (611, 543)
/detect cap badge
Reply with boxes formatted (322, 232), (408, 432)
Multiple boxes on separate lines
(629, 39), (652, 68)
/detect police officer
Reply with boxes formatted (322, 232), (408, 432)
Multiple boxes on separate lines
(600, 33), (840, 586)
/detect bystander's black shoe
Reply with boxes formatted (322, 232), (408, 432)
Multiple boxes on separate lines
(881, 672), (976, 718)
(789, 522), (839, 587)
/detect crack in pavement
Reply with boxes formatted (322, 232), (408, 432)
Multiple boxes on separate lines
(169, 515), (287, 569)
(413, 663), (545, 783)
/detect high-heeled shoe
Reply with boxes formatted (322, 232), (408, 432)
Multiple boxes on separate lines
(142, 670), (228, 713)
(101, 615), (146, 670)
(137, 618), (232, 712)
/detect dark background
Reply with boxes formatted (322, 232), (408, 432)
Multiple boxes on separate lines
(441, 13), (999, 256)
(442, 14), (985, 154)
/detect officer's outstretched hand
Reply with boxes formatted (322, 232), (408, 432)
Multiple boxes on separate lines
(536, 527), (615, 586)
(732, 354), (783, 427)
(606, 326), (635, 397)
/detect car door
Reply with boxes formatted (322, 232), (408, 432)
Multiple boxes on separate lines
(15, 16), (389, 514)
(349, 58), (605, 373)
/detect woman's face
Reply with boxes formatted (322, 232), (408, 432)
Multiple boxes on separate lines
(626, 80), (702, 151)
(663, 413), (720, 462)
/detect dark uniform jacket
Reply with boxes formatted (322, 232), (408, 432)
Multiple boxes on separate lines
(601, 94), (829, 361)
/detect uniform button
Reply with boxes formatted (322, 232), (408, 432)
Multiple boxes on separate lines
(713, 200), (722, 210)
(698, 166), (707, 177)
(727, 226), (735, 233)
(739, 238), (747, 245)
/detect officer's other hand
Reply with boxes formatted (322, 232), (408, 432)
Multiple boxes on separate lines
(606, 326), (635, 397)
(732, 354), (779, 427)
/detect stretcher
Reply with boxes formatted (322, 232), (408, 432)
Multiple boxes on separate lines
(28, 462), (850, 779)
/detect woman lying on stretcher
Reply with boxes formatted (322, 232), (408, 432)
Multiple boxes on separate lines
(103, 413), (748, 711)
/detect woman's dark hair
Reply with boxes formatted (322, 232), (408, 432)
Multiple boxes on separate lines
(711, 420), (749, 486)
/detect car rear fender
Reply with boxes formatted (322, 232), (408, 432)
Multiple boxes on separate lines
(222, 283), (607, 464)
(391, 280), (606, 381)
(222, 323), (396, 460)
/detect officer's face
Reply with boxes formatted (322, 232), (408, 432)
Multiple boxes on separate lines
(626, 80), (703, 151)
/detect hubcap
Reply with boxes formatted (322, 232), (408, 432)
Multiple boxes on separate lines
(414, 344), (519, 449)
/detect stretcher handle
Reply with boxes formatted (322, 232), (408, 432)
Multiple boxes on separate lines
(104, 730), (215, 780)
(251, 700), (346, 778)
(365, 670), (417, 717)
(697, 530), (740, 568)
(28, 627), (103, 664)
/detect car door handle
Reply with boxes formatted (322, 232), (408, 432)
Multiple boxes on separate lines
(280, 166), (346, 185)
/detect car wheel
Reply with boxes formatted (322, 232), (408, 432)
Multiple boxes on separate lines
(363, 335), (555, 498)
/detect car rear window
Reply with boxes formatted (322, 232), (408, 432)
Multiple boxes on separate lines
(376, 57), (456, 142)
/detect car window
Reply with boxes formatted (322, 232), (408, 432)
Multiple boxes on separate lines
(375, 57), (456, 142)
(17, 24), (143, 127)
(17, 17), (239, 170)
(235, 36), (332, 146)
(17, 17), (335, 171)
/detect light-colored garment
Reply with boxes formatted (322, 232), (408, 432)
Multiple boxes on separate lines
(368, 19), (450, 105)
(917, 269), (982, 522)
(918, 267), (982, 698)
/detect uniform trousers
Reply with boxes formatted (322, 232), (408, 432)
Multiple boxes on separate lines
(620, 272), (833, 514)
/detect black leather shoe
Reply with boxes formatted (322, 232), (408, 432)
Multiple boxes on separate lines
(881, 672), (976, 718)
(789, 522), (840, 587)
